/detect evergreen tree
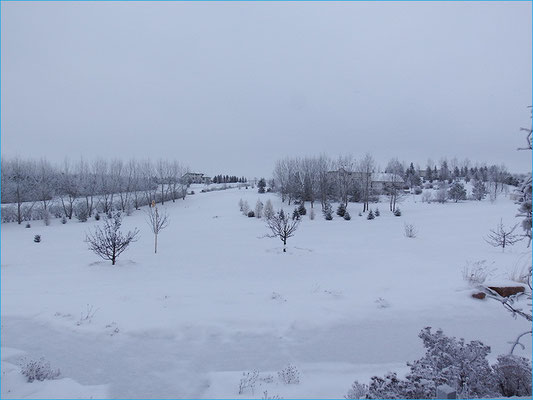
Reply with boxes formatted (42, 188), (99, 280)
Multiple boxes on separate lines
(394, 208), (402, 216)
(448, 182), (467, 202)
(298, 203), (307, 216)
(472, 180), (487, 200)
(375, 208), (380, 217)
(336, 203), (346, 217)
(343, 211), (351, 220)
(258, 178), (266, 193)
(323, 202), (333, 220)
(292, 208), (300, 220)
(367, 210), (375, 220)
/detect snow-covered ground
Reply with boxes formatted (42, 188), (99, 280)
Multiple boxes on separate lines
(1, 186), (531, 399)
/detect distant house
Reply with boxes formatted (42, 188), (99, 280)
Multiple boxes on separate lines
(370, 173), (405, 191)
(182, 172), (211, 185)
(327, 170), (404, 193)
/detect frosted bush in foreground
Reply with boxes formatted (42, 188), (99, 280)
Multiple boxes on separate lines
(345, 327), (532, 399)
(21, 358), (60, 382)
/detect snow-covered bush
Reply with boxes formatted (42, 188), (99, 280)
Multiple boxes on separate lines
(25, 222), (31, 228)
(344, 381), (369, 399)
(242, 200), (250, 216)
(292, 208), (300, 221)
(414, 187), (423, 195)
(34, 234), (41, 243)
(255, 200), (263, 218)
(493, 354), (532, 397)
(238, 198), (244, 212)
(374, 208), (380, 217)
(343, 211), (351, 220)
(247, 210), (255, 218)
(462, 260), (493, 287)
(61, 216), (67, 224)
(21, 358), (60, 382)
(435, 188), (448, 203)
(278, 363), (300, 384)
(298, 203), (307, 216)
(263, 200), (274, 220)
(421, 191), (432, 203)
(336, 203), (346, 217)
(404, 223), (417, 238)
(394, 208), (401, 216)
(367, 210), (375, 220)
(345, 327), (510, 399)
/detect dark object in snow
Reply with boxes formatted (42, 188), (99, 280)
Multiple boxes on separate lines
(472, 292), (486, 300)
(247, 210), (255, 218)
(21, 358), (60, 382)
(95, 213), (100, 221)
(394, 208), (402, 216)
(367, 210), (375, 220)
(25, 223), (31, 228)
(487, 286), (525, 297)
(34, 235), (41, 243)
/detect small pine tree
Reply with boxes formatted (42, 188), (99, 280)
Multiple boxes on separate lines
(394, 208), (402, 216)
(375, 208), (380, 217)
(61, 216), (67, 224)
(298, 203), (307, 216)
(367, 210), (375, 220)
(258, 178), (266, 194)
(336, 203), (346, 217)
(263, 199), (274, 220)
(343, 211), (351, 220)
(34, 234), (41, 243)
(323, 203), (333, 220)
(255, 200), (263, 218)
(242, 201), (250, 215)
(238, 199), (244, 211)
(472, 180), (487, 201)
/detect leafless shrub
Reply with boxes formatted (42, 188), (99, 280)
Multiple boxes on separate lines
(462, 260), (494, 287)
(76, 304), (99, 326)
(21, 358), (60, 382)
(278, 363), (300, 384)
(238, 369), (259, 395)
(485, 219), (523, 251)
(404, 223), (417, 238)
(262, 391), (283, 399)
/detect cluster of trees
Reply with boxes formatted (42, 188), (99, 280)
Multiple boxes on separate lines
(211, 175), (247, 184)
(1, 157), (189, 224)
(273, 155), (519, 213)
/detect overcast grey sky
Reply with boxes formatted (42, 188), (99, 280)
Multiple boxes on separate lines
(1, 1), (531, 177)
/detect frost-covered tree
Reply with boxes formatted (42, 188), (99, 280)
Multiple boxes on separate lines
(385, 158), (405, 212)
(448, 182), (467, 202)
(255, 200), (263, 218)
(263, 199), (274, 220)
(146, 205), (170, 254)
(336, 203), (346, 217)
(86, 212), (139, 265)
(484, 219), (522, 251)
(242, 200), (250, 215)
(266, 209), (300, 252)
(367, 209), (375, 220)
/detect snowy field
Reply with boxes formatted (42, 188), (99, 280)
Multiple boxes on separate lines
(1, 186), (531, 399)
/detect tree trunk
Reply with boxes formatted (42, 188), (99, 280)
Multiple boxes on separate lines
(283, 238), (287, 252)
(155, 234), (158, 254)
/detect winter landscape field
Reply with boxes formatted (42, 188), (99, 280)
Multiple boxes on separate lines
(1, 181), (532, 399)
(1, 1), (532, 399)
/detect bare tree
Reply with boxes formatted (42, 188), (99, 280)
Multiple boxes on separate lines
(145, 205), (170, 254)
(86, 212), (139, 265)
(485, 219), (522, 251)
(384, 158), (404, 212)
(266, 209), (300, 252)
(357, 153), (375, 212)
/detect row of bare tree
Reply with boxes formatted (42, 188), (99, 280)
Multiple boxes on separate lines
(1, 157), (189, 224)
